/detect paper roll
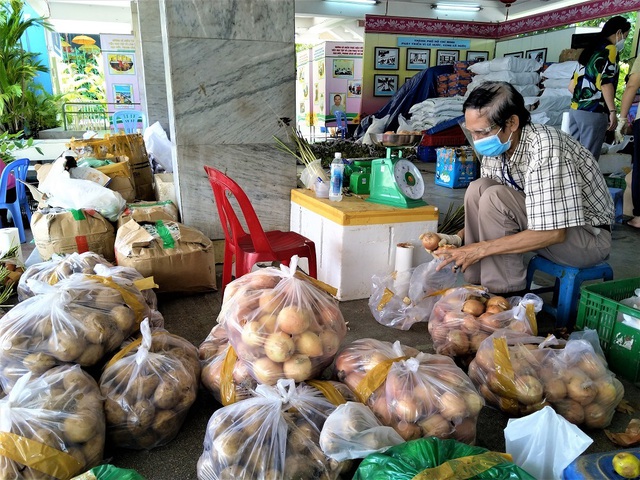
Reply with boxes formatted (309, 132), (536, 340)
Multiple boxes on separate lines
(394, 242), (414, 273)
(0, 228), (23, 263)
(560, 111), (571, 134)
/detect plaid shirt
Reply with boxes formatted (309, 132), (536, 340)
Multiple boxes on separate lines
(480, 123), (614, 230)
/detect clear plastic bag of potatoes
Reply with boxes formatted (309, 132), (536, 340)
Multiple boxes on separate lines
(467, 329), (624, 428)
(429, 287), (541, 361)
(18, 251), (160, 314)
(0, 273), (149, 392)
(197, 378), (353, 480)
(99, 319), (200, 450)
(369, 258), (457, 331)
(218, 256), (347, 386)
(333, 339), (484, 444)
(0, 365), (105, 480)
(17, 251), (112, 301)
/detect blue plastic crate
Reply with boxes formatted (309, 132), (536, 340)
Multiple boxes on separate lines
(417, 145), (437, 163)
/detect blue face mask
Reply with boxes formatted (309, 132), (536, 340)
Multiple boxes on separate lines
(473, 129), (512, 157)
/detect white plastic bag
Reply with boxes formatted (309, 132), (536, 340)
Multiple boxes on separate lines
(505, 405), (593, 480)
(46, 175), (126, 222)
(143, 121), (174, 172)
(319, 402), (404, 461)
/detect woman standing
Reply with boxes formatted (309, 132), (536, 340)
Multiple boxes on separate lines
(568, 16), (631, 160)
(619, 58), (640, 229)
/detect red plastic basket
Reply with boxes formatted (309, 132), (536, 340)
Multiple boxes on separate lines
(420, 125), (467, 147)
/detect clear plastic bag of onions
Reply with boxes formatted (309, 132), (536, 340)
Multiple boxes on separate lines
(333, 339), (484, 444)
(218, 257), (347, 386)
(468, 329), (624, 427)
(429, 287), (541, 360)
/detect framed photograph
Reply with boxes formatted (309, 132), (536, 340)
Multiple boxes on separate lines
(373, 74), (399, 96)
(108, 53), (135, 75)
(504, 51), (524, 58)
(329, 92), (347, 117)
(347, 79), (362, 97)
(526, 48), (547, 63)
(374, 47), (399, 70)
(467, 51), (489, 62)
(113, 84), (134, 107)
(332, 59), (353, 78)
(406, 48), (430, 70)
(436, 50), (459, 66)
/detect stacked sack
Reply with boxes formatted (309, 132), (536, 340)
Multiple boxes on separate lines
(408, 96), (465, 131)
(531, 60), (578, 127)
(468, 330), (624, 426)
(334, 339), (484, 444)
(467, 57), (542, 98)
(437, 61), (474, 97)
(99, 320), (200, 450)
(200, 256), (347, 398)
(197, 379), (354, 479)
(428, 287), (540, 363)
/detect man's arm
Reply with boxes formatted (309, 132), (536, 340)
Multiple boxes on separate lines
(436, 228), (566, 272)
(620, 72), (640, 120)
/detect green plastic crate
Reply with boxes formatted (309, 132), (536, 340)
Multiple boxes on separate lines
(605, 175), (627, 190)
(576, 277), (640, 385)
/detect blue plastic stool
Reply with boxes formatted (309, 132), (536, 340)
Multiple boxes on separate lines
(525, 255), (613, 328)
(608, 187), (624, 223)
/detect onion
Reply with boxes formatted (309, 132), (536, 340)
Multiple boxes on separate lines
(554, 398), (585, 424)
(446, 330), (470, 356)
(515, 375), (543, 405)
(258, 290), (282, 314)
(577, 353), (607, 380)
(319, 330), (341, 356)
(439, 391), (468, 422)
(276, 307), (311, 335)
(566, 373), (597, 405)
(462, 299), (485, 317)
(294, 331), (323, 357)
(391, 397), (421, 423)
(452, 417), (476, 444)
(461, 314), (480, 335)
(264, 332), (295, 363)
(486, 296), (510, 310)
(419, 232), (441, 251)
(241, 321), (265, 348)
(583, 402), (611, 429)
(252, 357), (283, 385)
(593, 377), (620, 405)
(542, 378), (567, 402)
(393, 420), (422, 441)
(418, 414), (451, 437)
(282, 354), (313, 382)
(485, 305), (506, 315)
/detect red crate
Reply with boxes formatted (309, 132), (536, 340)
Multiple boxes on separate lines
(420, 125), (467, 147)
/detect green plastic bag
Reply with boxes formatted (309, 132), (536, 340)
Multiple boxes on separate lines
(77, 157), (113, 168)
(353, 437), (536, 480)
(71, 464), (146, 480)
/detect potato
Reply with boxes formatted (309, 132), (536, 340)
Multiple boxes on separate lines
(76, 343), (105, 365)
(128, 399), (156, 432)
(110, 305), (136, 334)
(153, 381), (180, 410)
(48, 331), (85, 362)
(22, 352), (56, 375)
(152, 409), (178, 437)
(105, 397), (128, 425)
(63, 413), (97, 443)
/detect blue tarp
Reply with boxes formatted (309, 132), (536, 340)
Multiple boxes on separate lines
(354, 64), (454, 140)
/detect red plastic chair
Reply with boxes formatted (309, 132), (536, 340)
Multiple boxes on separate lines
(204, 166), (318, 292)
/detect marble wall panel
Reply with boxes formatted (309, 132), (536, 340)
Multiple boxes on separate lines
(137, 0), (163, 42)
(177, 144), (297, 239)
(168, 38), (295, 145)
(162, 0), (292, 42)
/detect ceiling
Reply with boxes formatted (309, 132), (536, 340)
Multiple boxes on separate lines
(28, 0), (598, 40)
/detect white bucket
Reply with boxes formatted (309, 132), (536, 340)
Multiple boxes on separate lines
(0, 228), (23, 263)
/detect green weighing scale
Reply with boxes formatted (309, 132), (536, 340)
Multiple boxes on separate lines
(367, 133), (426, 208)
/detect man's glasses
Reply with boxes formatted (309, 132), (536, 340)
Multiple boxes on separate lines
(460, 121), (500, 139)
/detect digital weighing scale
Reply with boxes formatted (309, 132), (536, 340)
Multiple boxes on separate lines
(367, 134), (426, 209)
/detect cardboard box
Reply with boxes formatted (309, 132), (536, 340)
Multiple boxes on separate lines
(154, 173), (177, 206)
(435, 146), (478, 189)
(31, 207), (116, 261)
(97, 158), (136, 202)
(68, 134), (155, 200)
(117, 200), (180, 228)
(114, 220), (216, 293)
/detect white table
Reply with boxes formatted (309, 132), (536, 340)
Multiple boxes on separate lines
(290, 189), (439, 301)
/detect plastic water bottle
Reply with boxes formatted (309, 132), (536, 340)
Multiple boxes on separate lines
(329, 152), (344, 202)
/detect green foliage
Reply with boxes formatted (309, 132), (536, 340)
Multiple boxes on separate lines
(0, 0), (52, 134)
(22, 86), (65, 135)
(0, 130), (41, 163)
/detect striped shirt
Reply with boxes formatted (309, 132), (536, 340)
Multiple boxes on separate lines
(480, 123), (614, 230)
